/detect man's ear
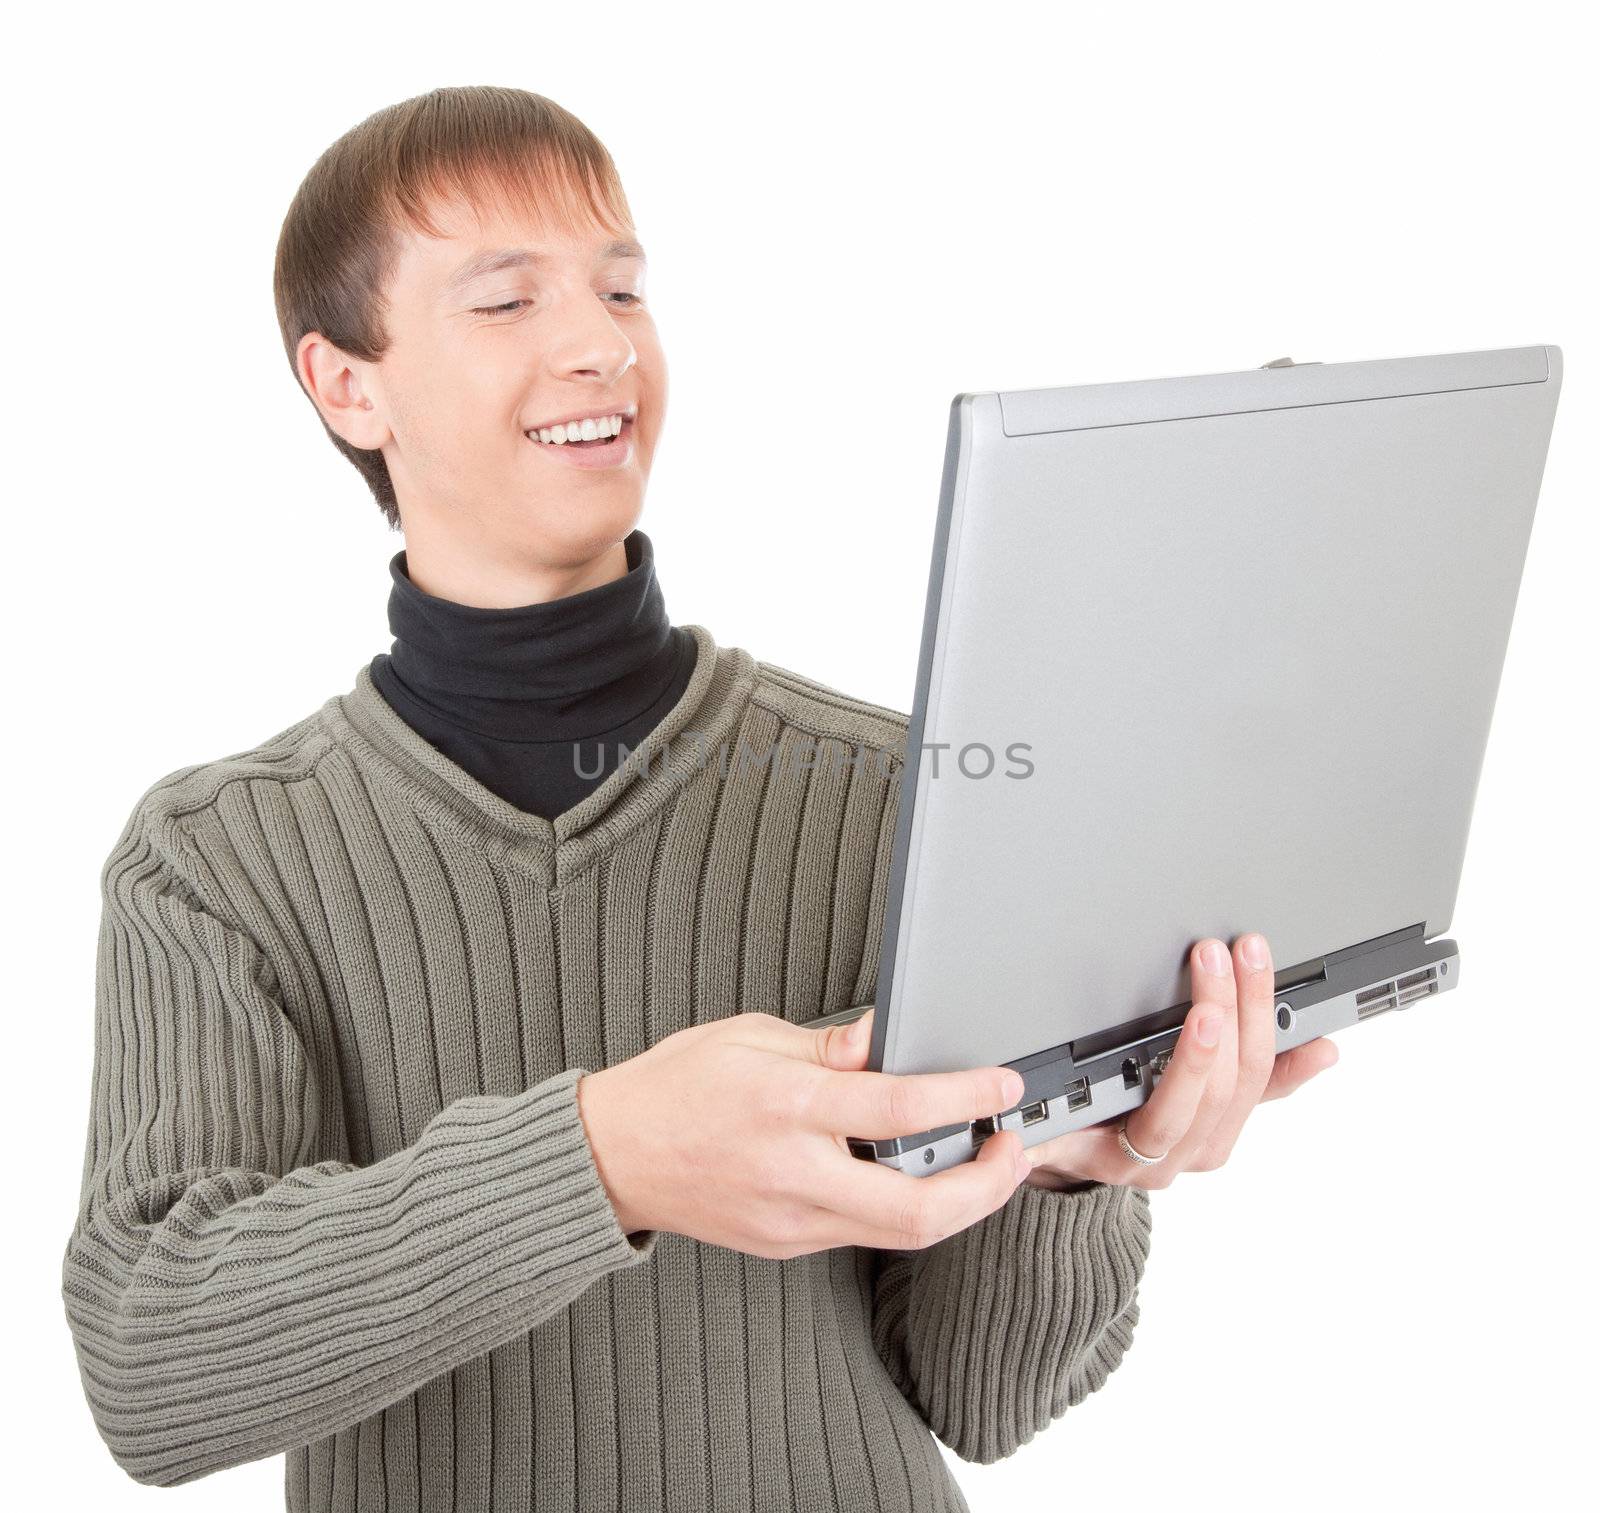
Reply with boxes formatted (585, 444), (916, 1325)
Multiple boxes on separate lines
(297, 331), (389, 450)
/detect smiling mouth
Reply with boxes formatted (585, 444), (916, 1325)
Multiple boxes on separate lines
(525, 414), (635, 448)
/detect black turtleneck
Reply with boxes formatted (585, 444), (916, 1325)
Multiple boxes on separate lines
(368, 529), (698, 821)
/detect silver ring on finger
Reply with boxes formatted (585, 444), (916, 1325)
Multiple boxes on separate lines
(1117, 1120), (1165, 1166)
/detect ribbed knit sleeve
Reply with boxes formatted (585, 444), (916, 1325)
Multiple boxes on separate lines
(868, 1178), (1152, 1464)
(60, 818), (656, 1489)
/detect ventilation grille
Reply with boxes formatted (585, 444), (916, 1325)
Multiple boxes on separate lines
(1355, 966), (1440, 1019)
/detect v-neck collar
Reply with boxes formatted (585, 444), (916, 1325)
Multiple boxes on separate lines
(321, 622), (757, 887)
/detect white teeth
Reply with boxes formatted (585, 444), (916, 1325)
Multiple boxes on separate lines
(530, 413), (626, 444)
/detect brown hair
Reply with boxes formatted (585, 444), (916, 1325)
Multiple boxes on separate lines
(272, 86), (635, 529)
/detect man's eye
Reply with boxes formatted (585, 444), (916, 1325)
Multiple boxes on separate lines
(471, 294), (638, 316)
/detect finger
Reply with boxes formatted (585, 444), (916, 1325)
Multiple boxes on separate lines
(1121, 978), (1228, 1160)
(811, 1007), (875, 1073)
(1186, 932), (1278, 1167)
(1231, 933), (1276, 1102)
(821, 1062), (1024, 1140)
(1261, 1037), (1339, 1101)
(1021, 1127), (1131, 1187)
(1032, 1119), (1203, 1191)
(820, 1127), (1028, 1247)
(1151, 937), (1243, 1169)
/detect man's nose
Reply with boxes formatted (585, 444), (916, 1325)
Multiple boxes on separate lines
(546, 293), (635, 382)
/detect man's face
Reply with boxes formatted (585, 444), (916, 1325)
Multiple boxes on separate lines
(363, 193), (663, 568)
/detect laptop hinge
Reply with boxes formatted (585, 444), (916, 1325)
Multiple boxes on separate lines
(1324, 920), (1426, 964)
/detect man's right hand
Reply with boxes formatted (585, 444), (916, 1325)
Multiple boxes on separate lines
(576, 1011), (1030, 1258)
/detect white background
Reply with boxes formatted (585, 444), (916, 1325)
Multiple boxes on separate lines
(7, 2), (1595, 1508)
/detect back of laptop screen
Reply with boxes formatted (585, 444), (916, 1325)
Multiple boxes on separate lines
(881, 359), (1558, 1075)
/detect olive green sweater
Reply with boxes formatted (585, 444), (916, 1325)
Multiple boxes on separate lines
(60, 623), (1152, 1512)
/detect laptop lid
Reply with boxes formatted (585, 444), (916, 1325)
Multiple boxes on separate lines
(869, 346), (1562, 1077)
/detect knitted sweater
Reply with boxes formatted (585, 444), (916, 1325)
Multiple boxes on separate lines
(61, 622), (1153, 1512)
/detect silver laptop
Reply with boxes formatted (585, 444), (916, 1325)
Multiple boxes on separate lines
(828, 346), (1562, 1175)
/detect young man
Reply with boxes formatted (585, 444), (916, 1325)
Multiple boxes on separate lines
(61, 87), (1336, 1512)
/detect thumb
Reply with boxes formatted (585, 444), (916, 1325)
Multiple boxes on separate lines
(814, 1006), (874, 1071)
(973, 1125), (1031, 1193)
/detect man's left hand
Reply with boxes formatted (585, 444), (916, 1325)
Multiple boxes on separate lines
(1024, 932), (1338, 1191)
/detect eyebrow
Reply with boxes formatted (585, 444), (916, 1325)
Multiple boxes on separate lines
(441, 238), (647, 295)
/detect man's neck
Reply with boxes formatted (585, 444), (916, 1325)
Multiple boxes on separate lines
(397, 522), (630, 610)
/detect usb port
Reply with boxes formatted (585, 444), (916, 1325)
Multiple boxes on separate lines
(1065, 1076), (1092, 1111)
(1019, 1100), (1049, 1127)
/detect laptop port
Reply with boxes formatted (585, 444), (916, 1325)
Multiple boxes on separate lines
(1065, 1077), (1092, 1111)
(1019, 1100), (1049, 1126)
(1121, 1057), (1141, 1090)
(972, 1115), (999, 1141)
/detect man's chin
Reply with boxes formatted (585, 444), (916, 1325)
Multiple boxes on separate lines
(505, 491), (645, 565)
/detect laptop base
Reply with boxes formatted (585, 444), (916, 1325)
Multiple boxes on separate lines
(834, 923), (1458, 1177)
